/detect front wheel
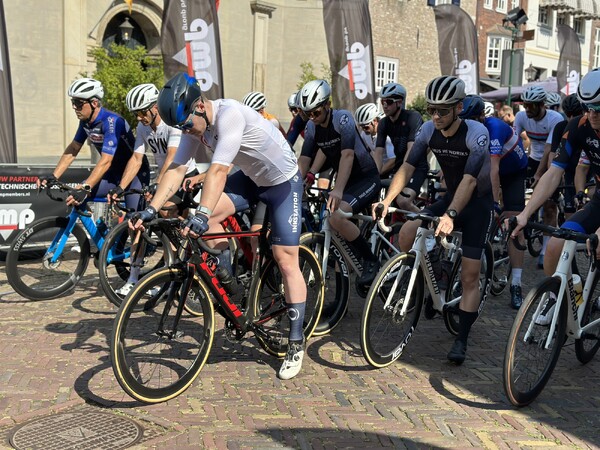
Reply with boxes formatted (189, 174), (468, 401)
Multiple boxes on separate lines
(360, 252), (423, 368)
(575, 270), (600, 364)
(503, 277), (566, 407)
(490, 222), (511, 296)
(111, 266), (215, 404)
(6, 217), (90, 300)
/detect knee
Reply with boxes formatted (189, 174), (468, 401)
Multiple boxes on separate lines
(395, 195), (412, 210)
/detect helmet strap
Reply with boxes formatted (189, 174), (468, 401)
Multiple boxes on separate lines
(86, 99), (98, 123)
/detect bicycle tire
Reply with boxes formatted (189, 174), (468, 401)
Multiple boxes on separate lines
(98, 221), (173, 308)
(575, 269), (600, 364)
(299, 232), (349, 336)
(503, 277), (566, 407)
(360, 252), (424, 368)
(490, 221), (511, 296)
(253, 245), (324, 357)
(6, 217), (90, 300)
(111, 266), (215, 404)
(526, 226), (543, 257)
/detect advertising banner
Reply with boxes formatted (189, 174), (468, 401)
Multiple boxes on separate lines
(0, 0), (16, 163)
(557, 24), (581, 98)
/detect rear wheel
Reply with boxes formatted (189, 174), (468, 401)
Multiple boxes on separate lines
(575, 270), (600, 364)
(490, 221), (511, 296)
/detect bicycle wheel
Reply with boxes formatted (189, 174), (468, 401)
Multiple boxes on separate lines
(490, 222), (511, 296)
(6, 217), (90, 300)
(526, 223), (543, 257)
(575, 270), (600, 364)
(98, 221), (173, 308)
(253, 245), (324, 357)
(299, 232), (349, 336)
(503, 277), (567, 407)
(360, 252), (424, 368)
(111, 266), (215, 403)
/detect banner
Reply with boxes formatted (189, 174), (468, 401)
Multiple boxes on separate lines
(557, 24), (581, 98)
(0, 0), (16, 163)
(161, 0), (224, 99)
(322, 0), (376, 112)
(433, 4), (479, 95)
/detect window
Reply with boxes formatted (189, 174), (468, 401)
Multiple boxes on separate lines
(573, 17), (584, 35)
(375, 57), (398, 91)
(497, 0), (507, 13)
(484, 0), (493, 8)
(427, 0), (459, 5)
(557, 13), (568, 26)
(595, 28), (600, 68)
(538, 7), (550, 27)
(511, 0), (520, 8)
(486, 36), (511, 73)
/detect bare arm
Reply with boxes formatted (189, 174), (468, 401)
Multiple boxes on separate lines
(575, 163), (589, 194)
(148, 163), (188, 211)
(197, 163), (230, 214)
(534, 143), (552, 181)
(377, 162), (416, 214)
(308, 150), (327, 176)
(373, 146), (384, 173)
(115, 152), (144, 191)
(83, 152), (114, 188)
(52, 140), (83, 179)
(156, 147), (178, 184)
(490, 157), (501, 205)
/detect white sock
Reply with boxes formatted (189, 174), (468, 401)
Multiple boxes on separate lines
(511, 268), (522, 287)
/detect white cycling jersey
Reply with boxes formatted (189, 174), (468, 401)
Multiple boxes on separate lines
(514, 109), (563, 161)
(174, 99), (298, 187)
(360, 130), (394, 164)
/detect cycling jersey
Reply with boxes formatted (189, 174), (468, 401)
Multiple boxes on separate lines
(174, 99), (298, 187)
(407, 119), (492, 198)
(360, 130), (394, 163)
(514, 109), (563, 161)
(375, 109), (424, 172)
(261, 110), (287, 137)
(485, 116), (527, 176)
(287, 114), (308, 146)
(301, 109), (379, 181)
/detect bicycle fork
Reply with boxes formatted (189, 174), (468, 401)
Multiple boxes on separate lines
(156, 263), (194, 339)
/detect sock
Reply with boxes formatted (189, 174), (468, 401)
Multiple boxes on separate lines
(511, 268), (522, 287)
(457, 309), (478, 344)
(218, 249), (233, 275)
(128, 250), (145, 283)
(541, 236), (550, 256)
(350, 235), (377, 262)
(287, 301), (306, 343)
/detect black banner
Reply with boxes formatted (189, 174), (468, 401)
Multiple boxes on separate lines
(0, 166), (93, 247)
(322, 0), (376, 112)
(433, 4), (479, 95)
(161, 0), (224, 99)
(557, 24), (581, 98)
(0, 0), (16, 163)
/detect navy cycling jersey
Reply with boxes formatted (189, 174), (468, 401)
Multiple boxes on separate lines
(375, 109), (424, 171)
(301, 109), (379, 180)
(287, 114), (308, 147)
(73, 107), (148, 178)
(484, 116), (527, 176)
(407, 119), (492, 197)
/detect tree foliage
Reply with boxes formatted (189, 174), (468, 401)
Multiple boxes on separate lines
(86, 43), (164, 126)
(297, 61), (332, 90)
(408, 92), (430, 121)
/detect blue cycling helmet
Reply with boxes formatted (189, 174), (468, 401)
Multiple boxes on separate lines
(458, 94), (485, 119)
(157, 72), (202, 127)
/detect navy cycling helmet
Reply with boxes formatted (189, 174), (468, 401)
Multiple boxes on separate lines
(458, 94), (485, 119)
(157, 72), (202, 127)
(561, 94), (582, 116)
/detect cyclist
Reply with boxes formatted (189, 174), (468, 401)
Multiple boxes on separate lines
(513, 70), (600, 282)
(242, 91), (287, 138)
(459, 94), (528, 309)
(287, 90), (309, 148)
(354, 103), (394, 174)
(484, 101), (496, 118)
(514, 86), (563, 268)
(545, 92), (565, 117)
(38, 77), (149, 211)
(374, 76), (493, 365)
(131, 72), (308, 380)
(374, 82), (425, 212)
(298, 79), (382, 287)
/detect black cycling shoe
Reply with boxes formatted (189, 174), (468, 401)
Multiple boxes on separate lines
(424, 294), (437, 319)
(357, 259), (380, 286)
(447, 339), (467, 365)
(510, 285), (523, 310)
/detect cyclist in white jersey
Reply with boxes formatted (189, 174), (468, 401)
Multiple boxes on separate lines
(354, 103), (395, 173)
(130, 73), (308, 380)
(514, 86), (563, 268)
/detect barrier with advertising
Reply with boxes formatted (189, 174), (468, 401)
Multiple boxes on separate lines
(0, 165), (93, 249)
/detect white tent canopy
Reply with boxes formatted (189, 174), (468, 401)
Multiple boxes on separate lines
(480, 77), (558, 102)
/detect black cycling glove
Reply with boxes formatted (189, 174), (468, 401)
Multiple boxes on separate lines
(183, 212), (210, 235)
(132, 206), (157, 223)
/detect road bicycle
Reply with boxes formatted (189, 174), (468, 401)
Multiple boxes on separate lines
(111, 215), (324, 403)
(503, 220), (600, 407)
(5, 180), (131, 300)
(360, 211), (493, 368)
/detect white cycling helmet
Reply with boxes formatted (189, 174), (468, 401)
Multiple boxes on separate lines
(380, 82), (407, 99)
(577, 70), (600, 104)
(425, 76), (466, 105)
(242, 91), (267, 111)
(299, 79), (331, 111)
(545, 92), (561, 108)
(521, 86), (546, 103)
(288, 91), (298, 109)
(68, 77), (104, 100)
(355, 103), (379, 126)
(126, 83), (159, 112)
(484, 102), (495, 117)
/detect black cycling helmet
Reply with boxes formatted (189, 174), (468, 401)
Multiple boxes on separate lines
(458, 94), (485, 120)
(157, 72), (202, 127)
(561, 93), (583, 116)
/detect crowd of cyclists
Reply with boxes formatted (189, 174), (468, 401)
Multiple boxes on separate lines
(33, 66), (600, 380)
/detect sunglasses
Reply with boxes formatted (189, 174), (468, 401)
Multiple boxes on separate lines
(426, 106), (454, 117)
(584, 103), (600, 113)
(175, 110), (204, 130)
(71, 98), (88, 110)
(380, 98), (398, 106)
(361, 124), (372, 130)
(305, 106), (325, 119)
(134, 109), (151, 118)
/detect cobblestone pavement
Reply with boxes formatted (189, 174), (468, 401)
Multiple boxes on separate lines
(1, 252), (599, 449)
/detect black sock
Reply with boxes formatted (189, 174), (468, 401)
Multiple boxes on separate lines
(457, 309), (478, 344)
(287, 301), (306, 342)
(350, 235), (377, 262)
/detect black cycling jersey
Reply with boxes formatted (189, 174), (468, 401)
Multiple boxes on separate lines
(375, 109), (424, 172)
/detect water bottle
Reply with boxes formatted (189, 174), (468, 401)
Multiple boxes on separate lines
(572, 274), (583, 306)
(215, 266), (239, 296)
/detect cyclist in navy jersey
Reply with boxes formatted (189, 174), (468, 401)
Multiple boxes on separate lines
(513, 70), (600, 276)
(286, 91), (308, 147)
(459, 94), (528, 309)
(375, 76), (493, 365)
(38, 78), (149, 211)
(298, 79), (382, 287)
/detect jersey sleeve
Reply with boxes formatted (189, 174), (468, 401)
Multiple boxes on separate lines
(211, 106), (245, 166)
(464, 124), (490, 177)
(486, 119), (504, 158)
(167, 127), (182, 148)
(300, 121), (317, 159)
(406, 122), (430, 167)
(101, 115), (126, 156)
(336, 111), (357, 151)
(406, 111), (424, 142)
(133, 123), (146, 154)
(375, 118), (388, 148)
(551, 118), (581, 170)
(73, 122), (87, 145)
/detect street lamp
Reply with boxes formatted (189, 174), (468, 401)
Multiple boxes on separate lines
(525, 63), (537, 83)
(119, 17), (134, 45)
(502, 7), (528, 107)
